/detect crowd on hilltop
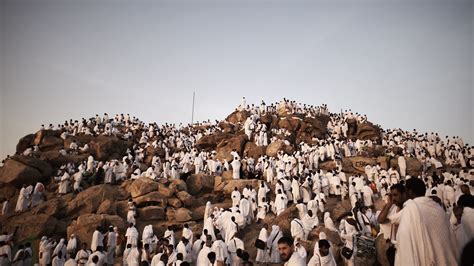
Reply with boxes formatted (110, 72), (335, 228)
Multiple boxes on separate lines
(0, 98), (473, 266)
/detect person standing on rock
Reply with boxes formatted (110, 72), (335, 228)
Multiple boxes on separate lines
(239, 195), (252, 226)
(91, 227), (104, 252)
(105, 226), (117, 265)
(126, 224), (139, 248)
(231, 157), (241, 180)
(397, 155), (407, 178)
(231, 188), (241, 207)
(15, 184), (30, 212)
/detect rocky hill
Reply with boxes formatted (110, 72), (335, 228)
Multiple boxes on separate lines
(0, 101), (463, 264)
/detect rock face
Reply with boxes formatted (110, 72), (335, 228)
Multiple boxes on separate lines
(66, 214), (127, 247)
(195, 133), (232, 151)
(128, 178), (160, 198)
(216, 135), (248, 162)
(185, 174), (215, 196)
(342, 156), (377, 174)
(389, 156), (423, 177)
(90, 136), (132, 161)
(0, 156), (52, 187)
(1, 213), (59, 242)
(266, 140), (294, 157)
(66, 185), (118, 219)
(226, 110), (251, 124)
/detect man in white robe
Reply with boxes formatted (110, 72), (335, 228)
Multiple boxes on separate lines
(395, 177), (457, 266)
(290, 218), (305, 241)
(239, 196), (252, 226)
(91, 228), (104, 252)
(231, 158), (241, 180)
(267, 225), (283, 264)
(125, 224), (139, 247)
(255, 224), (269, 263)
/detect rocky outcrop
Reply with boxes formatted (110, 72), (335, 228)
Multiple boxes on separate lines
(266, 140), (294, 157)
(215, 135), (248, 162)
(0, 156), (52, 188)
(185, 174), (215, 196)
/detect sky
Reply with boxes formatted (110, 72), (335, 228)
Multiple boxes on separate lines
(0, 0), (472, 160)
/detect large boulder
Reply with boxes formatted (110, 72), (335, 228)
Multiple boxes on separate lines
(137, 206), (166, 221)
(16, 134), (36, 154)
(133, 192), (168, 208)
(96, 199), (117, 215)
(174, 208), (193, 222)
(220, 179), (260, 195)
(278, 116), (302, 132)
(66, 185), (117, 218)
(186, 174), (215, 196)
(226, 110), (251, 124)
(266, 140), (294, 157)
(128, 178), (160, 198)
(0, 158), (46, 188)
(10, 155), (52, 178)
(89, 135), (132, 161)
(31, 197), (67, 218)
(33, 129), (61, 146)
(39, 152), (89, 168)
(40, 135), (64, 151)
(66, 214), (126, 248)
(0, 213), (59, 244)
(355, 122), (382, 142)
(216, 135), (248, 162)
(195, 132), (232, 151)
(389, 156), (423, 177)
(265, 206), (299, 236)
(176, 191), (194, 207)
(243, 142), (266, 160)
(342, 157), (377, 174)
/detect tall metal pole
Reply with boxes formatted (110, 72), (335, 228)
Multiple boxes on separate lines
(191, 91), (195, 124)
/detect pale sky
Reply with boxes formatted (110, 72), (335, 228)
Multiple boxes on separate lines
(1, 0), (473, 160)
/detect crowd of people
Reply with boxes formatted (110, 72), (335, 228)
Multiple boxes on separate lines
(0, 98), (473, 265)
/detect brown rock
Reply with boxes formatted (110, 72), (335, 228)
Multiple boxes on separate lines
(16, 134), (35, 154)
(96, 199), (117, 215)
(157, 183), (175, 198)
(186, 174), (215, 196)
(377, 156), (390, 170)
(133, 192), (168, 208)
(174, 208), (193, 222)
(216, 135), (248, 162)
(66, 185), (117, 218)
(243, 142), (266, 160)
(0, 159), (43, 188)
(66, 214), (126, 248)
(266, 206), (299, 236)
(168, 197), (183, 208)
(176, 191), (193, 207)
(1, 213), (59, 244)
(342, 157), (377, 174)
(355, 122), (382, 142)
(266, 140), (294, 157)
(31, 197), (66, 218)
(169, 179), (188, 192)
(226, 110), (251, 124)
(278, 116), (302, 132)
(40, 135), (64, 151)
(89, 135), (132, 161)
(221, 179), (260, 195)
(129, 178), (159, 198)
(389, 156), (423, 177)
(319, 160), (337, 172)
(137, 206), (166, 221)
(34, 129), (61, 146)
(195, 132), (233, 151)
(10, 155), (52, 178)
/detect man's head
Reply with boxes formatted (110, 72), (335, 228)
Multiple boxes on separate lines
(405, 177), (426, 199)
(390, 183), (406, 207)
(318, 239), (331, 256)
(277, 236), (295, 262)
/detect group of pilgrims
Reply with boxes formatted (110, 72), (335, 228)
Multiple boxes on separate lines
(1, 98), (473, 266)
